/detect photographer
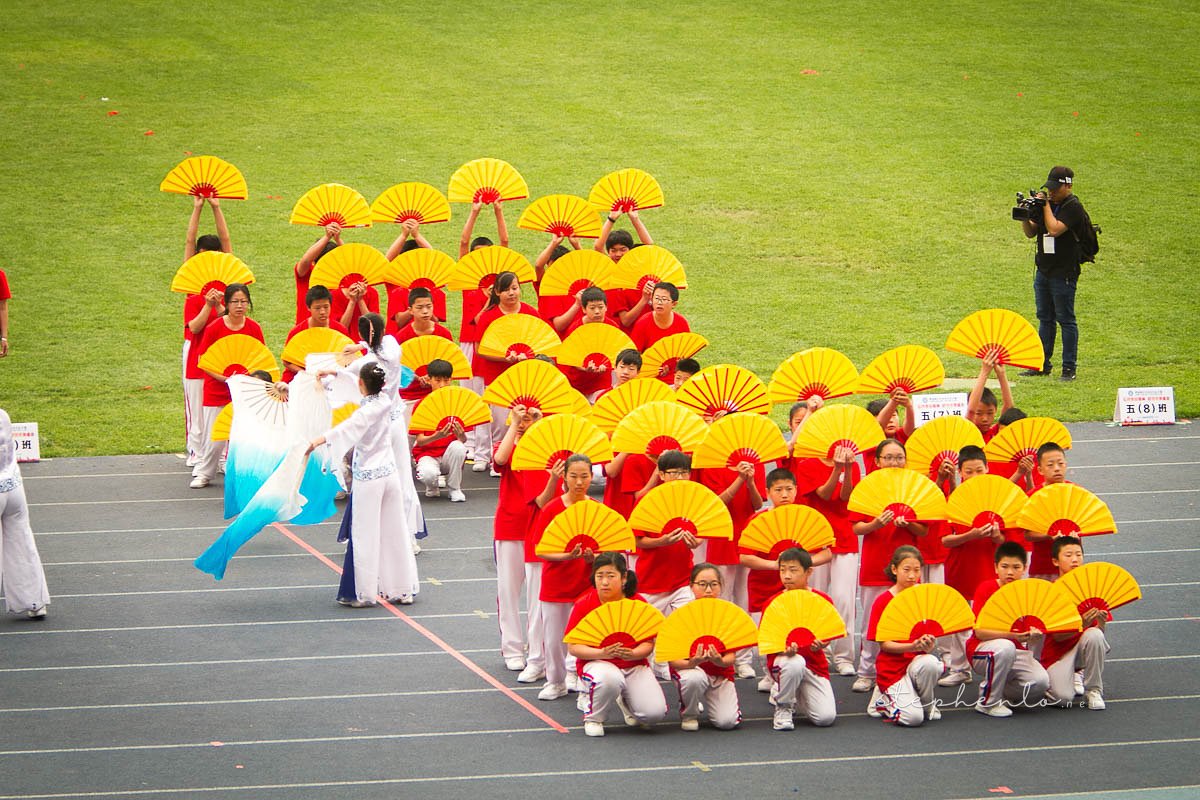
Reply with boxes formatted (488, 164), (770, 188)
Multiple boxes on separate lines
(1018, 166), (1088, 382)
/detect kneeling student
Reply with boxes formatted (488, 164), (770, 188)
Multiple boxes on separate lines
(411, 360), (467, 502)
(1045, 536), (1109, 710)
(668, 563), (742, 731)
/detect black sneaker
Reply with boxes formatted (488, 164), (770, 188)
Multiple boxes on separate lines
(1060, 369), (1077, 382)
(1020, 368), (1052, 377)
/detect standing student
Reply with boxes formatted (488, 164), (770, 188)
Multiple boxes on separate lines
(595, 210), (655, 328)
(629, 282), (690, 357)
(1044, 536), (1109, 709)
(555, 287), (621, 401)
(384, 220), (445, 326)
(669, 563), (742, 731)
(411, 360), (467, 503)
(281, 286), (351, 382)
(0, 409), (50, 618)
(967, 351), (1015, 442)
(568, 551), (668, 737)
(0, 267), (10, 357)
(1023, 442), (1072, 579)
(294, 222), (342, 323)
(600, 351), (653, 521)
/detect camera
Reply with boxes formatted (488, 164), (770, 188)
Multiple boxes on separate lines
(1011, 190), (1046, 221)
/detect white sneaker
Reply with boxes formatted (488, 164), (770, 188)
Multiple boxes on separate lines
(411, 539), (421, 555)
(615, 695), (639, 726)
(489, 468), (501, 478)
(537, 682), (567, 701)
(185, 454), (198, 467)
(25, 606), (47, 620)
(735, 663), (757, 680)
(852, 676), (874, 693)
(835, 661), (856, 677)
(937, 670), (972, 687)
(565, 672), (581, 693)
(438, 475), (447, 489)
(517, 665), (545, 683)
(425, 485), (440, 498)
(584, 721), (605, 737)
(472, 460), (489, 473)
(927, 704), (942, 721)
(681, 718), (700, 731)
(757, 675), (773, 693)
(1085, 689), (1106, 710)
(505, 657), (526, 672)
(448, 489), (466, 503)
(975, 701), (1013, 718)
(867, 687), (883, 718)
(189, 476), (210, 489)
(772, 707), (795, 731)
(1074, 673), (1086, 697)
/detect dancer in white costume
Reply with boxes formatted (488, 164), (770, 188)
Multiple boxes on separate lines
(0, 410), (50, 618)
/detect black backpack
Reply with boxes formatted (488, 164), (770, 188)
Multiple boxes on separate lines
(1064, 195), (1100, 263)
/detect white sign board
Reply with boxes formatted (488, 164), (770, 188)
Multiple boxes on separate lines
(12, 422), (40, 462)
(1114, 387), (1175, 426)
(911, 393), (969, 428)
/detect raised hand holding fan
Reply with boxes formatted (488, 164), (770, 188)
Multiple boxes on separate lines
(855, 345), (945, 395)
(945, 309), (1044, 371)
(517, 194), (602, 238)
(380, 248), (456, 291)
(289, 184), (372, 228)
(767, 347), (859, 404)
(309, 242), (389, 292)
(160, 155), (247, 200)
(789, 404), (886, 460)
(370, 182), (451, 225)
(170, 251), (255, 296)
(904, 415), (985, 478)
(447, 158), (528, 204)
(588, 168), (664, 213)
(447, 246), (537, 292)
(538, 249), (615, 296)
(984, 416), (1072, 464)
(691, 412), (788, 469)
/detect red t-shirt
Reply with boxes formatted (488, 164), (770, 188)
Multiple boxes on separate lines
(634, 527), (694, 596)
(386, 284), (447, 324)
(281, 318), (352, 383)
(916, 481), (951, 566)
(944, 524), (1000, 599)
(966, 578), (1034, 658)
(739, 509), (785, 614)
(789, 458), (861, 554)
(537, 293), (575, 327)
(472, 303), (540, 384)
(867, 588), (916, 689)
(537, 496), (597, 602)
(394, 324), (456, 402)
(330, 285), (380, 340)
(694, 464), (766, 565)
(629, 312), (690, 356)
(492, 457), (542, 544)
(604, 453), (656, 521)
(294, 262), (309, 324)
(605, 288), (646, 329)
(560, 316), (622, 397)
(0, 268), (10, 300)
(458, 288), (489, 343)
(565, 588), (653, 673)
(858, 519), (922, 587)
(982, 424), (1001, 443)
(182, 294), (209, 379)
(1028, 480), (1071, 575)
(196, 317), (265, 407)
(762, 588), (832, 680)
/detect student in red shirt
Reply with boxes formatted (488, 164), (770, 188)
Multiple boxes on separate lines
(294, 222), (342, 323)
(556, 287), (621, 400)
(599, 351), (655, 520)
(866, 390), (915, 456)
(281, 286), (351, 382)
(1044, 536), (1109, 710)
(670, 357), (700, 390)
(1023, 442), (1073, 578)
(411, 360), (467, 503)
(392, 288), (455, 412)
(384, 219), (446, 326)
(456, 202), (509, 425)
(595, 211), (654, 329)
(0, 267), (9, 358)
(634, 451), (703, 624)
(668, 563), (742, 731)
(986, 408), (1037, 490)
(629, 282), (690, 356)
(967, 350), (1015, 442)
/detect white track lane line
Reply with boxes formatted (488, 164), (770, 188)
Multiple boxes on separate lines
(0, 649), (493, 673)
(1071, 435), (1200, 443)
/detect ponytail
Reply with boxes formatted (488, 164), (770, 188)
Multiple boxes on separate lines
(358, 312), (386, 354)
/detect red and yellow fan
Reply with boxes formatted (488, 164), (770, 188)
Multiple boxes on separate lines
(610, 244), (687, 292)
(481, 359), (576, 415)
(478, 314), (561, 361)
(289, 183), (372, 228)
(974, 578), (1082, 635)
(447, 246), (537, 292)
(563, 598), (665, 648)
(370, 182), (451, 225)
(639, 332), (709, 380)
(872, 584), (975, 641)
(380, 247), (456, 291)
(589, 168), (664, 214)
(611, 401), (708, 458)
(945, 309), (1044, 372)
(984, 417), (1073, 464)
(589, 377), (675, 434)
(855, 345), (945, 395)
(170, 251), (255, 296)
(676, 364), (770, 417)
(654, 598), (758, 663)
(281, 328), (355, 371)
(535, 500), (635, 556)
(692, 413), (788, 469)
(629, 480), (733, 541)
(447, 157), (528, 205)
(1056, 562), (1142, 615)
(210, 404), (233, 441)
(401, 335), (472, 382)
(767, 347), (859, 404)
(739, 505), (836, 558)
(945, 475), (1029, 531)
(538, 249), (615, 296)
(848, 467), (948, 523)
(408, 386), (492, 434)
(904, 415), (985, 478)
(758, 590), (847, 654)
(198, 334), (279, 382)
(160, 155), (247, 200)
(789, 404), (886, 460)
(309, 242), (389, 291)
(511, 413), (613, 470)
(1017, 483), (1116, 537)
(517, 194), (602, 239)
(551, 324), (634, 372)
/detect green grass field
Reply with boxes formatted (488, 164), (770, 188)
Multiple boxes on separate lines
(1, 1), (1196, 456)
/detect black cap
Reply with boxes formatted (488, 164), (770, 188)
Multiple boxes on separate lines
(1043, 166), (1074, 188)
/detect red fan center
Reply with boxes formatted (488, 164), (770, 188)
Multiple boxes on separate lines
(396, 210), (424, 224)
(568, 278), (595, 295)
(1078, 597), (1111, 615)
(690, 634), (726, 657)
(974, 344), (1012, 364)
(798, 383), (832, 401)
(885, 502), (917, 523)
(411, 277), (437, 291)
(909, 619), (946, 639)
(1013, 446), (1038, 463)
(318, 212), (348, 227)
(1011, 615), (1047, 634)
(477, 273), (498, 291)
(599, 632), (637, 648)
(636, 274), (661, 293)
(1048, 519), (1082, 537)
(646, 435), (682, 459)
(511, 395), (542, 414)
(545, 448), (573, 470)
(201, 279), (228, 297)
(972, 510), (1004, 529)
(474, 187), (501, 204)
(825, 439), (861, 459)
(931, 450), (959, 476)
(583, 354), (612, 371)
(548, 222), (577, 237)
(506, 343), (535, 360)
(338, 272), (367, 291)
(658, 356), (680, 378)
(665, 517), (698, 537)
(885, 378), (917, 393)
(613, 197), (638, 213)
(436, 415), (464, 432)
(223, 364), (249, 378)
(567, 534), (600, 553)
(786, 626), (816, 650)
(191, 182), (218, 198)
(725, 448), (762, 469)
(768, 539), (801, 559)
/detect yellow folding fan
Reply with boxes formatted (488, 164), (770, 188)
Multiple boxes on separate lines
(639, 332), (709, 380)
(370, 182), (451, 225)
(588, 168), (665, 214)
(511, 413), (613, 470)
(197, 334), (279, 381)
(984, 417), (1073, 464)
(517, 194), (602, 239)
(611, 401), (708, 458)
(945, 474), (1030, 531)
(847, 467), (948, 523)
(629, 480), (734, 540)
(477, 314), (561, 361)
(788, 404), (886, 460)
(568, 388), (593, 418)
(408, 386), (492, 434)
(872, 583), (975, 641)
(974, 578), (1083, 634)
(331, 402), (356, 427)
(538, 249), (615, 296)
(400, 335), (472, 381)
(739, 505), (836, 557)
(170, 251), (255, 296)
(160, 155), (247, 200)
(1016, 483), (1116, 537)
(446, 157), (529, 204)
(447, 246), (537, 291)
(654, 598), (758, 663)
(281, 328), (355, 370)
(676, 364), (771, 417)
(563, 598), (666, 648)
(610, 244), (688, 292)
(379, 248), (456, 291)
(309, 242), (389, 291)
(551, 324), (635, 371)
(1055, 562), (1142, 615)
(481, 359), (576, 415)
(758, 590), (847, 654)
(210, 404), (233, 441)
(904, 415), (986, 477)
(535, 500), (635, 556)
(289, 183), (372, 228)
(855, 345), (945, 395)
(589, 377), (675, 434)
(228, 374), (288, 429)
(766, 347), (859, 404)
(692, 412), (788, 469)
(945, 309), (1045, 372)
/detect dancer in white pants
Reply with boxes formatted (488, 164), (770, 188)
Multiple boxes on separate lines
(668, 564), (743, 731)
(0, 410), (49, 618)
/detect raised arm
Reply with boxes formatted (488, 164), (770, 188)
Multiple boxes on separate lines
(628, 209), (653, 245)
(209, 198), (231, 252)
(184, 197), (203, 261)
(494, 201), (509, 248)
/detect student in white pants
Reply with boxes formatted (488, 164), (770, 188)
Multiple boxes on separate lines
(0, 410), (50, 618)
(667, 564), (743, 731)
(1045, 535), (1110, 710)
(811, 551), (858, 673)
(414, 437), (467, 502)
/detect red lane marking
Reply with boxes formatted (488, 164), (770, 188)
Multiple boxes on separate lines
(271, 522), (569, 734)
